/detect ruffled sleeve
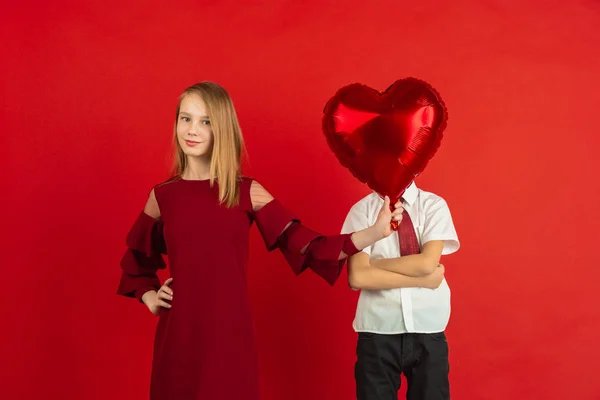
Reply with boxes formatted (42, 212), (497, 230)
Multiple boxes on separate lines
(117, 212), (167, 301)
(254, 200), (360, 286)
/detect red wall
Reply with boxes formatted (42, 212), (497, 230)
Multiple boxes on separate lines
(2, 1), (600, 399)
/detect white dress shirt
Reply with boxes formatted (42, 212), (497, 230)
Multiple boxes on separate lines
(341, 182), (460, 334)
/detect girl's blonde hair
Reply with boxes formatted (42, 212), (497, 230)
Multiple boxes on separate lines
(172, 82), (245, 207)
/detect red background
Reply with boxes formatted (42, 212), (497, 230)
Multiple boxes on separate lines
(2, 1), (600, 399)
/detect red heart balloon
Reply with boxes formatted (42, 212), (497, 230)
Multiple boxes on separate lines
(322, 77), (448, 205)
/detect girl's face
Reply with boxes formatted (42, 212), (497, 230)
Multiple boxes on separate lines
(176, 93), (214, 158)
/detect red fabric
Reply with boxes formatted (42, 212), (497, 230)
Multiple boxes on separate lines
(116, 178), (360, 399)
(254, 199), (360, 285)
(119, 178), (261, 399)
(279, 225), (357, 286)
(253, 199), (299, 250)
(117, 212), (167, 301)
(399, 209), (421, 256)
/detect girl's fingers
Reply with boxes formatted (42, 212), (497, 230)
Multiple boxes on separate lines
(158, 300), (171, 309)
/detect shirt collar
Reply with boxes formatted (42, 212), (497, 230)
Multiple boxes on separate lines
(401, 181), (418, 206)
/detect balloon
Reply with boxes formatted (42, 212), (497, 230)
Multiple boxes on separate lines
(322, 77), (448, 230)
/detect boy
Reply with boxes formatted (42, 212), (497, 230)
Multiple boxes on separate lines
(341, 181), (460, 400)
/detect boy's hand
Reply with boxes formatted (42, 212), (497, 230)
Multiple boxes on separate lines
(423, 264), (445, 289)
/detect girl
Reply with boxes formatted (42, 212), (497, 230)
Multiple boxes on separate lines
(117, 82), (402, 400)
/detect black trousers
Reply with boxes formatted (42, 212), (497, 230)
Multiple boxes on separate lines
(355, 332), (450, 400)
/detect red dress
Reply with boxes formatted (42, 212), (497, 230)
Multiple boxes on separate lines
(117, 177), (359, 400)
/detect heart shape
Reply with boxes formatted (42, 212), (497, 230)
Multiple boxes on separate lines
(322, 77), (448, 203)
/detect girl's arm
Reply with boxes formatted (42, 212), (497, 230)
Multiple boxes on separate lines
(250, 181), (401, 285)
